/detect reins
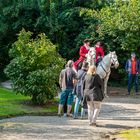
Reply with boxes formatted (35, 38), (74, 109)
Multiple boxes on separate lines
(99, 60), (110, 79)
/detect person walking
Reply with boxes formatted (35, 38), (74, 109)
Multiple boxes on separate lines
(60, 64), (68, 117)
(73, 62), (89, 119)
(83, 65), (104, 126)
(58, 60), (77, 117)
(125, 52), (140, 95)
(74, 39), (91, 70)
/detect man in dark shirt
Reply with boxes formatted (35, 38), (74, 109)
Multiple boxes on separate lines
(58, 60), (77, 116)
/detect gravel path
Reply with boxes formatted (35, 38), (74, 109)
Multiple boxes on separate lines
(0, 80), (12, 89)
(0, 96), (140, 140)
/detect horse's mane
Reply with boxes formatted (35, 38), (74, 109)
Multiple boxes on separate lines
(102, 53), (110, 61)
(103, 51), (116, 60)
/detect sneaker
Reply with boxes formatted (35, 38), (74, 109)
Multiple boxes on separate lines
(89, 122), (92, 126)
(89, 122), (96, 127)
(67, 114), (73, 117)
(80, 117), (84, 120)
(73, 117), (78, 119)
(92, 123), (97, 126)
(69, 114), (73, 117)
(126, 93), (130, 95)
(58, 114), (61, 117)
(63, 113), (67, 117)
(105, 94), (109, 98)
(73, 115), (78, 119)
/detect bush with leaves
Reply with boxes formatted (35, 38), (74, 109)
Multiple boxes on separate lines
(96, 0), (140, 82)
(5, 29), (65, 105)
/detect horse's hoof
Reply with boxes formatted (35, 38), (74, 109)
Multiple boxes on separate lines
(105, 95), (109, 98)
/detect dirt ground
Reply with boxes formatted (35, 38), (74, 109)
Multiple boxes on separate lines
(0, 87), (140, 140)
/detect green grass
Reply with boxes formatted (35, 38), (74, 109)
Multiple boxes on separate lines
(117, 129), (140, 140)
(0, 88), (58, 118)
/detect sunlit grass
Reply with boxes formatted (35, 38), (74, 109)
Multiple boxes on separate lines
(118, 129), (140, 140)
(0, 88), (57, 118)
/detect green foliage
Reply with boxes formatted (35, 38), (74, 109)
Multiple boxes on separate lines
(0, 0), (41, 73)
(0, 0), (113, 69)
(2, 0), (140, 85)
(5, 29), (65, 105)
(96, 0), (140, 80)
(97, 0), (140, 50)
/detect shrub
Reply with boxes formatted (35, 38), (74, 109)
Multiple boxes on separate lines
(5, 29), (65, 105)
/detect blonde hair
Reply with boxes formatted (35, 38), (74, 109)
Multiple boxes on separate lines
(87, 65), (96, 75)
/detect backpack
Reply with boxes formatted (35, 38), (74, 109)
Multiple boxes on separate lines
(76, 72), (86, 97)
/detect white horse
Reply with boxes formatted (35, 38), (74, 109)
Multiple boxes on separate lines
(73, 48), (119, 97)
(86, 50), (119, 96)
(86, 47), (96, 66)
(96, 51), (119, 96)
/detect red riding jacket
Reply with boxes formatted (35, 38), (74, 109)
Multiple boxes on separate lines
(95, 47), (104, 62)
(74, 45), (89, 69)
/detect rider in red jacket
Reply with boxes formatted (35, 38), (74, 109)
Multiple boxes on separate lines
(74, 39), (91, 70)
(95, 42), (104, 65)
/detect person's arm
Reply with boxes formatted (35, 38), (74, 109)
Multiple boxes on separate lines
(125, 60), (129, 73)
(139, 60), (140, 74)
(72, 70), (78, 86)
(96, 74), (104, 99)
(138, 60), (140, 74)
(73, 79), (77, 86)
(59, 71), (63, 88)
(100, 47), (104, 57)
(79, 46), (86, 57)
(82, 80), (86, 97)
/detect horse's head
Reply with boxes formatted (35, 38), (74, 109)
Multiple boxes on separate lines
(109, 51), (119, 68)
(88, 47), (96, 58)
(86, 47), (96, 66)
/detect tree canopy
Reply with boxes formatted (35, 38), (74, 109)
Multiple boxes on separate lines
(1, 0), (140, 84)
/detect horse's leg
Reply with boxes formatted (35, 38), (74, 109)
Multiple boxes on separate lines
(104, 72), (110, 97)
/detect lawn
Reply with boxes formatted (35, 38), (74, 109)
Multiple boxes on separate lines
(0, 88), (58, 118)
(117, 129), (140, 140)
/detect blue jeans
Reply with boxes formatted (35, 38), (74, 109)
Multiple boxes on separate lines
(73, 96), (82, 118)
(128, 74), (138, 93)
(81, 108), (87, 118)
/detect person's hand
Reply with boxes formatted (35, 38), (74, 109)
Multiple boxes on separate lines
(85, 53), (88, 57)
(126, 70), (129, 73)
(73, 95), (77, 102)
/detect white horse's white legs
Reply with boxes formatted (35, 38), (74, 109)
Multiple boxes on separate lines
(103, 72), (110, 97)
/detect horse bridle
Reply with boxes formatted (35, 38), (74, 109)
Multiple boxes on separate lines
(89, 49), (96, 58)
(110, 53), (118, 68)
(99, 60), (110, 78)
(99, 53), (118, 78)
(87, 49), (96, 64)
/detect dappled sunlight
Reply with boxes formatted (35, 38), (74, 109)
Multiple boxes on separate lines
(116, 129), (140, 140)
